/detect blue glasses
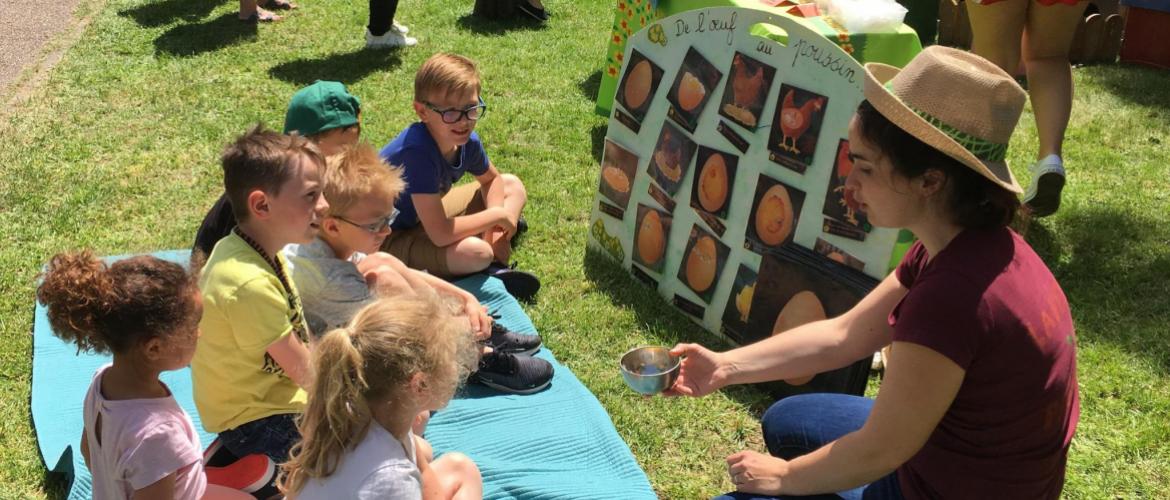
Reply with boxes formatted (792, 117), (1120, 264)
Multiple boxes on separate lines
(334, 208), (399, 233)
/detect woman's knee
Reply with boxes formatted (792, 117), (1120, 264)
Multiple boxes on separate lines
(760, 394), (873, 458)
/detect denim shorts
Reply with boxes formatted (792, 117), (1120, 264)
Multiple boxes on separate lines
(219, 413), (301, 462)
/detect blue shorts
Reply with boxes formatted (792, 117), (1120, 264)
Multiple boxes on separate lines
(219, 413), (301, 462)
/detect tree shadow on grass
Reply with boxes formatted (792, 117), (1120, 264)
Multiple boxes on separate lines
(454, 13), (546, 36)
(268, 48), (405, 86)
(1026, 207), (1170, 375)
(120, 0), (226, 28)
(1082, 65), (1170, 128)
(154, 13), (256, 57)
(582, 249), (775, 415)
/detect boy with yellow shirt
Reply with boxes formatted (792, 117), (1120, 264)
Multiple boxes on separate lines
(192, 125), (329, 462)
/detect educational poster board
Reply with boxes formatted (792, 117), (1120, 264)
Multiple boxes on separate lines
(588, 8), (899, 396)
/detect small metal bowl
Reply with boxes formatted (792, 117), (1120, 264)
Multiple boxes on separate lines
(620, 346), (681, 395)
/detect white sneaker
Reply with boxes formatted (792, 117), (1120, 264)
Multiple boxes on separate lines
(391, 20), (409, 35)
(1022, 154), (1066, 217)
(365, 29), (416, 48)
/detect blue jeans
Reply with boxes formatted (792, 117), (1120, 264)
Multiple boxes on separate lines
(218, 413), (300, 462)
(713, 394), (903, 500)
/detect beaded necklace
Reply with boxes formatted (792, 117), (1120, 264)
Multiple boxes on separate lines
(233, 226), (310, 342)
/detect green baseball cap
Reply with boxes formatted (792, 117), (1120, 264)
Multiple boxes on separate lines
(284, 80), (361, 136)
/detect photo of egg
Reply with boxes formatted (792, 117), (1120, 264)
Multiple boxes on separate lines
(598, 139), (640, 211)
(632, 204), (672, 273)
(666, 47), (723, 132)
(647, 121), (697, 196)
(720, 264), (759, 344)
(745, 174), (806, 254)
(615, 50), (664, 124)
(718, 52), (777, 130)
(689, 146), (738, 219)
(676, 224), (730, 303)
(771, 291), (826, 385)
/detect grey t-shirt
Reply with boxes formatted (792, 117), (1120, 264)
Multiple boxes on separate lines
(282, 238), (375, 335)
(297, 424), (422, 499)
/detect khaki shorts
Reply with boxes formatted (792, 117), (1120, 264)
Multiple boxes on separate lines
(381, 183), (485, 278)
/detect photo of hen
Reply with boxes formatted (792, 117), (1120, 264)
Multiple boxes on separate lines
(719, 53), (775, 128)
(822, 139), (868, 230)
(777, 88), (825, 155)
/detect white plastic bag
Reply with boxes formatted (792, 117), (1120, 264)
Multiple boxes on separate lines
(825, 0), (908, 33)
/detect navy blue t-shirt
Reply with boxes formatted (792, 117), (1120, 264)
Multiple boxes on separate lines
(380, 122), (490, 230)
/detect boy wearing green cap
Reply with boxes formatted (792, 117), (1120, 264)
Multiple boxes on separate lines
(194, 81), (363, 257)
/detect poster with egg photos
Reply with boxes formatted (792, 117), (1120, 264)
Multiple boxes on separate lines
(718, 52), (776, 130)
(745, 173), (806, 255)
(599, 139), (639, 211)
(689, 146), (738, 219)
(767, 84), (829, 174)
(720, 264), (758, 344)
(822, 139), (870, 236)
(632, 203), (673, 274)
(588, 7), (906, 350)
(615, 49), (665, 127)
(665, 46), (723, 133)
(676, 224), (731, 303)
(647, 121), (697, 196)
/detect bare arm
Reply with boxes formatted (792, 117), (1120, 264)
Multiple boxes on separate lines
(266, 333), (312, 388)
(476, 163), (506, 211)
(668, 273), (906, 397)
(413, 193), (511, 247)
(131, 472), (176, 500)
(730, 341), (964, 495)
(80, 427), (90, 470)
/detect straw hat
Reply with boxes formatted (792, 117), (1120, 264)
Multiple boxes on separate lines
(863, 46), (1025, 193)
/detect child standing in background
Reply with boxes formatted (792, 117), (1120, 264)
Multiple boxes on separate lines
(280, 293), (484, 499)
(37, 252), (250, 499)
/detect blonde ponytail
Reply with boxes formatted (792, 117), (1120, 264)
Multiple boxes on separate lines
(279, 292), (479, 495)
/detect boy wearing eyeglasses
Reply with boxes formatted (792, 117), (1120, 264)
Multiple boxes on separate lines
(379, 52), (540, 302)
(283, 143), (554, 394)
(194, 80), (364, 259)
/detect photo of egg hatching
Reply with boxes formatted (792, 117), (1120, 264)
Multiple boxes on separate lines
(632, 203), (673, 274)
(615, 49), (665, 124)
(718, 52), (777, 130)
(822, 139), (870, 236)
(647, 121), (697, 196)
(689, 146), (738, 219)
(676, 224), (730, 303)
(745, 173), (806, 254)
(598, 138), (640, 211)
(767, 83), (829, 173)
(666, 46), (723, 133)
(720, 264), (758, 344)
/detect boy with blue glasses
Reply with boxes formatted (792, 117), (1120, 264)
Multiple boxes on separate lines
(379, 53), (540, 302)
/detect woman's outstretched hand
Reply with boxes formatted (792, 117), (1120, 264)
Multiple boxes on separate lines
(662, 343), (727, 397)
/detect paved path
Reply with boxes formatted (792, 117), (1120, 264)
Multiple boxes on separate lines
(0, 0), (84, 98)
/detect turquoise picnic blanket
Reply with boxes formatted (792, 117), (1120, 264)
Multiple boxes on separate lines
(31, 250), (655, 499)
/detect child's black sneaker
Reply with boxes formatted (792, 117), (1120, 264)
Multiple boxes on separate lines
(472, 351), (553, 394)
(486, 262), (540, 302)
(485, 321), (542, 356)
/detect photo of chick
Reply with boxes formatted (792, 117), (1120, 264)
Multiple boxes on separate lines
(767, 84), (829, 174)
(666, 46), (723, 133)
(745, 173), (806, 254)
(676, 224), (730, 303)
(720, 264), (759, 344)
(599, 138), (640, 211)
(632, 203), (673, 273)
(647, 121), (698, 196)
(718, 52), (776, 130)
(822, 139), (870, 235)
(615, 49), (665, 124)
(689, 146), (738, 219)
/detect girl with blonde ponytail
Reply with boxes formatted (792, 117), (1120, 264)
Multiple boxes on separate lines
(281, 291), (483, 499)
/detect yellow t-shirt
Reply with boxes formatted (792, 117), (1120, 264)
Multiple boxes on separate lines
(192, 232), (310, 433)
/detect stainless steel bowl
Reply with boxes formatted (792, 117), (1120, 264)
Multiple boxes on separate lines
(620, 346), (681, 395)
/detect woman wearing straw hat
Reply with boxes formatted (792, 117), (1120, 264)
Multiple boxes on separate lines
(666, 46), (1079, 500)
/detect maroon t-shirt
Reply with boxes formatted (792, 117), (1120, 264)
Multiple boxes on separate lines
(890, 227), (1079, 499)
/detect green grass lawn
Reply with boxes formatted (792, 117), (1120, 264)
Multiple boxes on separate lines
(2, 0), (1168, 497)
